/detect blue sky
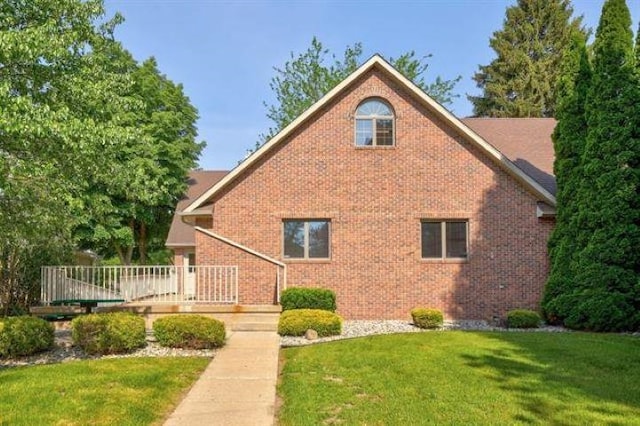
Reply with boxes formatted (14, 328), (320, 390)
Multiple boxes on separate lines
(104, 0), (640, 171)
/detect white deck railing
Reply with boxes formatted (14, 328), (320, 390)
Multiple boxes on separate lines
(40, 265), (238, 305)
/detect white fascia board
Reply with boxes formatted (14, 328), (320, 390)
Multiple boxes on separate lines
(185, 55), (556, 211)
(183, 55), (384, 213)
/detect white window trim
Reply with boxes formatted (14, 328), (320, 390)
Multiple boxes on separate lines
(354, 99), (395, 147)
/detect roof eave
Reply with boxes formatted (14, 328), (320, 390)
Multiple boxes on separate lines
(165, 243), (196, 248)
(184, 54), (556, 211)
(182, 55), (386, 213)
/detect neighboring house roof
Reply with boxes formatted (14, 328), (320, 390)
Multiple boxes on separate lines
(165, 170), (228, 247)
(462, 118), (556, 196)
(183, 54), (556, 214)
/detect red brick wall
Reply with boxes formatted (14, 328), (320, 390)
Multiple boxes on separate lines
(195, 231), (279, 304)
(198, 68), (554, 321)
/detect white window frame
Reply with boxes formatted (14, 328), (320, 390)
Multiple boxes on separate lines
(354, 98), (395, 147)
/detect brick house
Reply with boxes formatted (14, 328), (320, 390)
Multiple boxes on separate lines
(166, 55), (557, 321)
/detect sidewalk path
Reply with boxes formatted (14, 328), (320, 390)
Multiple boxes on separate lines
(164, 331), (280, 426)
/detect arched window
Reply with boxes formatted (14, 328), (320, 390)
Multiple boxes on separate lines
(355, 99), (394, 146)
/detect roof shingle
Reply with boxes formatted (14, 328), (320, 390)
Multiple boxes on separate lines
(165, 170), (228, 247)
(462, 117), (556, 195)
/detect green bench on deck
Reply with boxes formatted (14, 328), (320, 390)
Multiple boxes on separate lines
(30, 299), (126, 320)
(50, 299), (126, 314)
(30, 305), (86, 321)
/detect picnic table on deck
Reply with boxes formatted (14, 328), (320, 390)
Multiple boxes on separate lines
(50, 298), (126, 314)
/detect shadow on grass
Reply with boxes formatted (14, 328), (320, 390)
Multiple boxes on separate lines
(460, 331), (640, 424)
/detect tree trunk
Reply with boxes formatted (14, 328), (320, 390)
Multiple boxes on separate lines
(114, 243), (127, 265)
(139, 221), (147, 265)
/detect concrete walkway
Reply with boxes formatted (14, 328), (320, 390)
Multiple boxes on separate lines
(164, 331), (280, 426)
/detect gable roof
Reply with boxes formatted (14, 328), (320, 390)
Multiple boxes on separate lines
(183, 55), (556, 213)
(462, 118), (556, 196)
(165, 170), (228, 247)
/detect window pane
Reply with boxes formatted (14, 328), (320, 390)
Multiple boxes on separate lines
(308, 221), (329, 258)
(356, 119), (373, 146)
(446, 222), (467, 258)
(283, 221), (304, 258)
(421, 222), (442, 258)
(356, 99), (393, 116)
(376, 119), (393, 145)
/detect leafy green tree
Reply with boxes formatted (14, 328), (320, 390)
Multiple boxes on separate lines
(565, 0), (640, 331)
(260, 37), (460, 144)
(74, 54), (204, 265)
(0, 0), (143, 312)
(469, 0), (586, 117)
(541, 32), (591, 321)
(390, 51), (461, 107)
(127, 57), (203, 264)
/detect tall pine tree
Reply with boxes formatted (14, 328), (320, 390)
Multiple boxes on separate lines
(469, 0), (585, 118)
(636, 22), (640, 67)
(565, 0), (640, 331)
(541, 32), (591, 321)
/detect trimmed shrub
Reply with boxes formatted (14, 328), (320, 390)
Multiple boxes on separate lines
(72, 312), (146, 355)
(0, 316), (54, 358)
(153, 315), (225, 349)
(506, 309), (541, 329)
(278, 309), (342, 337)
(280, 287), (336, 312)
(411, 308), (444, 329)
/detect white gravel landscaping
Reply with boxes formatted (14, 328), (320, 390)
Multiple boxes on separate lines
(280, 319), (571, 347)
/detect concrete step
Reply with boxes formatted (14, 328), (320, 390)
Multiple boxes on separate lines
(231, 322), (278, 332)
(219, 312), (280, 332)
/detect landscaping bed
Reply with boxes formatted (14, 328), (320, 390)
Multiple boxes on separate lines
(1, 328), (217, 369)
(280, 319), (569, 346)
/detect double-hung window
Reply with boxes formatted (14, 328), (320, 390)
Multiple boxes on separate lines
(421, 220), (468, 260)
(283, 220), (330, 259)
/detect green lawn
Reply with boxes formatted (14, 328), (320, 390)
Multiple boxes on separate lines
(278, 332), (640, 425)
(0, 357), (210, 425)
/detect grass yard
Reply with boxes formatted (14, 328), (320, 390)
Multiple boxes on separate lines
(0, 357), (210, 425)
(278, 332), (640, 425)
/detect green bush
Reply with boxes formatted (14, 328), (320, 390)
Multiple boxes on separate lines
(153, 315), (225, 349)
(411, 308), (444, 329)
(280, 287), (336, 312)
(0, 316), (54, 358)
(561, 291), (638, 332)
(72, 312), (146, 355)
(506, 309), (542, 329)
(278, 309), (342, 337)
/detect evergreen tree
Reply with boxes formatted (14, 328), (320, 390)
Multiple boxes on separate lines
(469, 0), (586, 118)
(566, 0), (640, 331)
(541, 32), (591, 321)
(636, 23), (640, 68)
